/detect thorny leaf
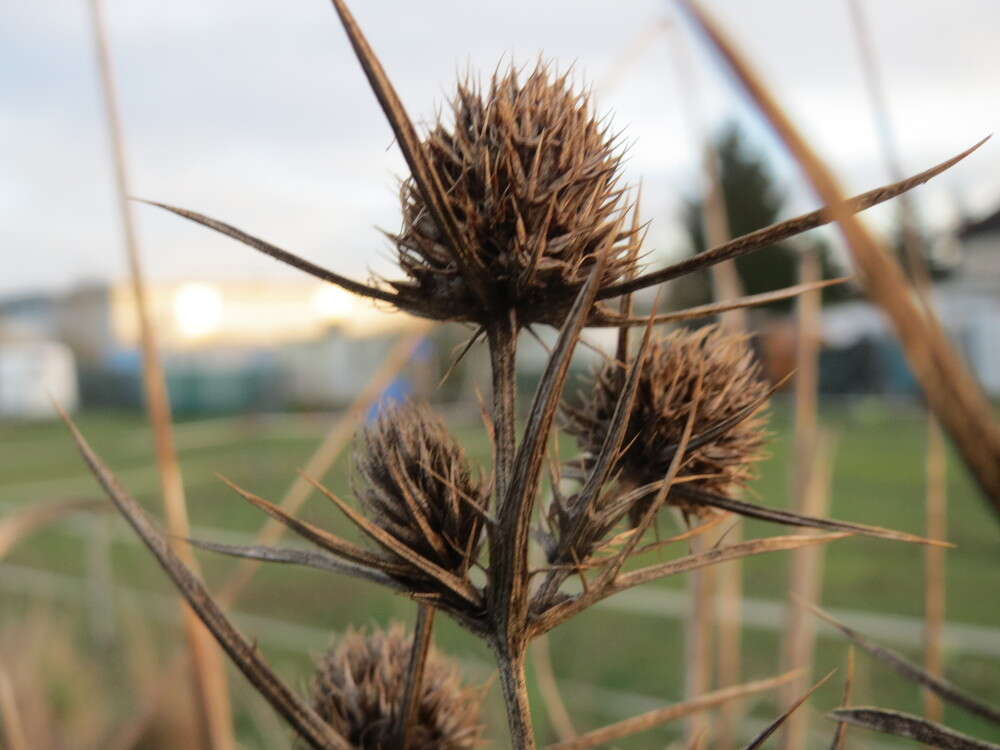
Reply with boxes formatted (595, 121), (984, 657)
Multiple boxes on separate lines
(829, 708), (1000, 750)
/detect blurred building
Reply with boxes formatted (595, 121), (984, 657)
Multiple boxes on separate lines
(0, 278), (429, 415)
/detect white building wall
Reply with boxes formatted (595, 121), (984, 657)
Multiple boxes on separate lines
(0, 341), (79, 418)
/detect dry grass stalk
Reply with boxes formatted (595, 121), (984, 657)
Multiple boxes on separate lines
(0, 666), (28, 750)
(845, 3), (952, 720)
(543, 669), (801, 750)
(86, 1), (234, 746)
(530, 634), (577, 742)
(780, 430), (834, 750)
(677, 0), (1000, 519)
(778, 250), (826, 750)
(924, 417), (948, 721)
(0, 498), (104, 560)
(830, 647), (855, 750)
(663, 25), (749, 743)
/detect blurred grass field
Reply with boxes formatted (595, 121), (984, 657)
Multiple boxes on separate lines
(2, 398), (998, 747)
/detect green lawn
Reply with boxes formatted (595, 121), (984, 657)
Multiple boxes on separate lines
(1, 399), (998, 747)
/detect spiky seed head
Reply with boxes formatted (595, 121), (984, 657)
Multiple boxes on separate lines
(354, 400), (488, 583)
(389, 61), (641, 326)
(564, 325), (769, 520)
(308, 624), (484, 750)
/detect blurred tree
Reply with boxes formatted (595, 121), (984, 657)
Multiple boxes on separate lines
(671, 123), (849, 313)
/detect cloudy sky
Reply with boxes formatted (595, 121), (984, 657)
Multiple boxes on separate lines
(3, 0), (999, 297)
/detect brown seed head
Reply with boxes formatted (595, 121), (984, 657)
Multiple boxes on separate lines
(308, 624), (484, 750)
(564, 325), (769, 521)
(389, 61), (641, 325)
(354, 400), (488, 585)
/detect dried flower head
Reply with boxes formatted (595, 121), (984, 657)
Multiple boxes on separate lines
(308, 624), (484, 750)
(565, 325), (769, 520)
(355, 400), (488, 584)
(388, 61), (641, 326)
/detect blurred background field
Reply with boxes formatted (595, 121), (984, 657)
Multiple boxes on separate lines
(3, 398), (998, 747)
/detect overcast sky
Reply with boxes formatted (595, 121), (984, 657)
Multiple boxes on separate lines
(3, 0), (999, 297)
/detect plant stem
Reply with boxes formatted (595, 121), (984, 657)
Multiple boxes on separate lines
(496, 642), (536, 750)
(397, 604), (435, 749)
(487, 314), (518, 505)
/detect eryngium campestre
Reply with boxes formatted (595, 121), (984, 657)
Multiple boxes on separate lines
(388, 62), (641, 326)
(355, 400), (487, 584)
(565, 325), (769, 520)
(309, 624), (484, 750)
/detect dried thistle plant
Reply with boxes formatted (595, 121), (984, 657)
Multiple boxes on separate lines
(307, 624), (484, 750)
(563, 324), (769, 522)
(60, 1), (985, 748)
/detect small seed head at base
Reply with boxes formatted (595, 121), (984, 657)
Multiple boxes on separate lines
(307, 624), (484, 750)
(565, 325), (770, 521)
(354, 400), (488, 583)
(389, 61), (641, 326)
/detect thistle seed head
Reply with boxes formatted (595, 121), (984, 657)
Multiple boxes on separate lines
(565, 325), (769, 520)
(389, 61), (641, 326)
(354, 400), (488, 582)
(309, 624), (484, 750)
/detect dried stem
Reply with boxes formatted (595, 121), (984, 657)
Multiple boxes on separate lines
(779, 250), (825, 750)
(0, 666), (27, 750)
(495, 646), (536, 750)
(86, 2), (233, 745)
(531, 634), (576, 742)
(544, 669), (801, 750)
(830, 647), (855, 750)
(924, 417), (948, 721)
(397, 604), (436, 749)
(0, 498), (104, 560)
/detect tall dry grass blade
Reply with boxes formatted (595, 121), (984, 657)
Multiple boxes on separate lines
(676, 0), (1000, 519)
(924, 417), (948, 721)
(598, 142), (981, 301)
(0, 498), (104, 559)
(845, 3), (952, 716)
(829, 708), (1000, 750)
(533, 533), (850, 635)
(85, 2), (233, 745)
(0, 666), (27, 750)
(397, 604), (435, 750)
(326, 0), (488, 304)
(543, 669), (801, 750)
(684, 528), (715, 746)
(830, 647), (855, 750)
(804, 601), (1000, 725)
(780, 250), (827, 750)
(531, 633), (577, 742)
(672, 484), (948, 546)
(57, 407), (350, 750)
(139, 201), (400, 306)
(741, 669), (836, 750)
